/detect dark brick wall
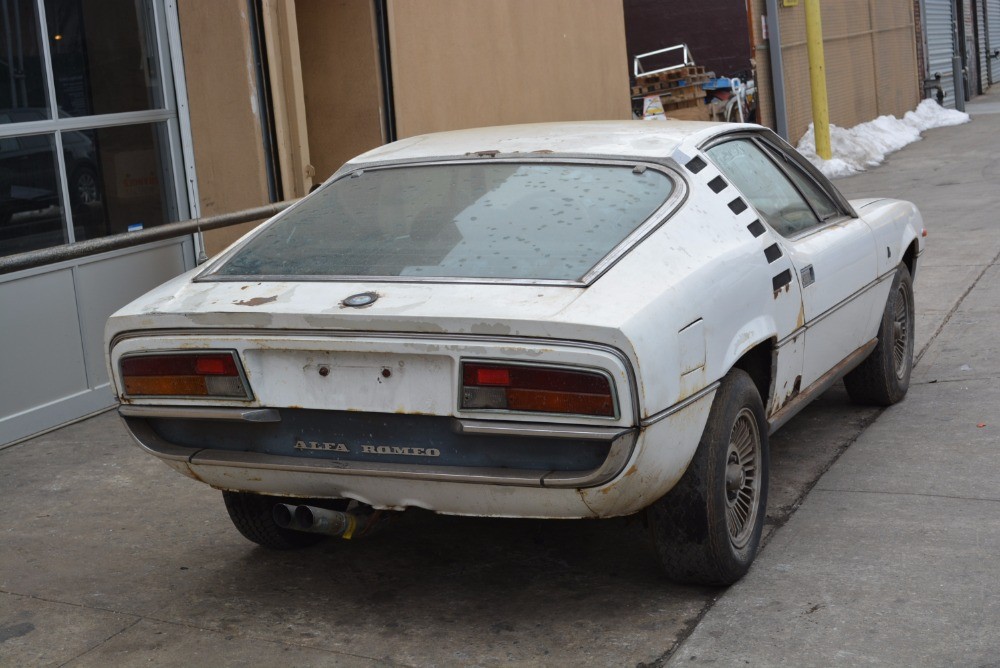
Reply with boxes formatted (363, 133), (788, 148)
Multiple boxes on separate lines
(623, 0), (753, 80)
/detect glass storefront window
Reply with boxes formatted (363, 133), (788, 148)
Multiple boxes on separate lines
(1, 0), (50, 119)
(0, 0), (181, 258)
(0, 132), (67, 255)
(45, 0), (163, 118)
(71, 122), (174, 242)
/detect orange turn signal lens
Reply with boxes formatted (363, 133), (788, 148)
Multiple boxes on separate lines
(120, 352), (250, 399)
(461, 362), (615, 417)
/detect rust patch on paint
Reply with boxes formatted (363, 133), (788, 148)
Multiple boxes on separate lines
(234, 295), (278, 306)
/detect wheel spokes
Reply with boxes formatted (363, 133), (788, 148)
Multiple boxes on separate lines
(892, 284), (911, 377)
(725, 409), (762, 548)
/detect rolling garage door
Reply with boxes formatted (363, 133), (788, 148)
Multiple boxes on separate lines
(976, 1), (990, 91)
(990, 0), (1000, 83)
(924, 0), (959, 107)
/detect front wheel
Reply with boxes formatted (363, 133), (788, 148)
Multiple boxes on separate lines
(844, 264), (914, 406)
(647, 369), (769, 586)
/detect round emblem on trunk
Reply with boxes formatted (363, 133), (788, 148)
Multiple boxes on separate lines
(342, 292), (378, 308)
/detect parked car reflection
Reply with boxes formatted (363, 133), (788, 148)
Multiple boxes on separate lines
(0, 108), (105, 254)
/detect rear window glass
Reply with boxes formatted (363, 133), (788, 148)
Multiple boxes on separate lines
(212, 162), (673, 281)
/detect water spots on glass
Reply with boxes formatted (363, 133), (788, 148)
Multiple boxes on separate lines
(217, 162), (673, 280)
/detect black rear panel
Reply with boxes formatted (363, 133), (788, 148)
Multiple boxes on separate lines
(150, 409), (611, 472)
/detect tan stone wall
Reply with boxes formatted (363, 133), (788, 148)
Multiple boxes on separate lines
(751, 0), (919, 144)
(386, 0), (632, 138)
(177, 0), (271, 255)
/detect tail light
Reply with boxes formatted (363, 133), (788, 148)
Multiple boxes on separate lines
(461, 362), (615, 417)
(120, 351), (251, 399)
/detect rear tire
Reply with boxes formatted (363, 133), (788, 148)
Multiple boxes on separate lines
(223, 491), (327, 549)
(844, 265), (914, 406)
(647, 369), (769, 586)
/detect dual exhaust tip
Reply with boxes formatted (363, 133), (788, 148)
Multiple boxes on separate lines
(273, 503), (359, 538)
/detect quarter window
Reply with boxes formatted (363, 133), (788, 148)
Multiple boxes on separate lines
(759, 142), (841, 222)
(706, 139), (819, 237)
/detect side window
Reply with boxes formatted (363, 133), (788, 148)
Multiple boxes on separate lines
(706, 139), (819, 237)
(759, 142), (841, 222)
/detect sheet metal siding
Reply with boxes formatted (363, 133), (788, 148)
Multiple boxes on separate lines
(925, 0), (958, 107)
(990, 0), (1000, 82)
(977, 1), (987, 88)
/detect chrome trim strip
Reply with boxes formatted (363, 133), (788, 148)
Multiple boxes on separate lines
(110, 329), (642, 426)
(453, 419), (631, 441)
(205, 274), (587, 287)
(775, 270), (895, 348)
(640, 382), (720, 428)
(803, 270), (894, 330)
(118, 406), (281, 422)
(192, 449), (546, 486)
(121, 417), (203, 462)
(542, 431), (637, 487)
(120, 415), (639, 489)
(767, 338), (877, 435)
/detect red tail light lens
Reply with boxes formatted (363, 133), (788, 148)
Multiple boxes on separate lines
(461, 362), (615, 417)
(120, 352), (251, 399)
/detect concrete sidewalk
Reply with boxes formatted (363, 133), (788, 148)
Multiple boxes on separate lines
(668, 93), (1000, 665)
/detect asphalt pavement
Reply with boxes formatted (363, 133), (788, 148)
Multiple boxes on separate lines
(669, 89), (1000, 666)
(2, 90), (999, 667)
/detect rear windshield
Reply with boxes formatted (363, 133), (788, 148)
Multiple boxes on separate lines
(212, 162), (674, 281)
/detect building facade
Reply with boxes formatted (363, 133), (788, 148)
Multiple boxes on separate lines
(0, 0), (630, 445)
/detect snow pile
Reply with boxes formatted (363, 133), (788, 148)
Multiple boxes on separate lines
(796, 99), (971, 178)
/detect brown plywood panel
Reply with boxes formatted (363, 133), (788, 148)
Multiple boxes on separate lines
(387, 0), (631, 138)
(750, 0), (774, 129)
(874, 1), (919, 118)
(177, 0), (271, 256)
(772, 0), (918, 144)
(296, 0), (385, 183)
(262, 0), (313, 198)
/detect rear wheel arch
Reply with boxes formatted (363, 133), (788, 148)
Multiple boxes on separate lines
(902, 239), (918, 280)
(730, 338), (775, 413)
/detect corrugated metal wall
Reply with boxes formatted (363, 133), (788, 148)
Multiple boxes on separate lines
(990, 0), (1000, 82)
(751, 0), (919, 143)
(924, 0), (958, 107)
(977, 1), (989, 90)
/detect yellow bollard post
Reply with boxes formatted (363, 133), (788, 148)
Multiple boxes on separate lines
(804, 0), (832, 160)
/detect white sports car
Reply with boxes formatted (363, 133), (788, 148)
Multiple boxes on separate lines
(107, 121), (923, 585)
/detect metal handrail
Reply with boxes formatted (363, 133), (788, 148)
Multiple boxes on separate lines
(0, 200), (298, 275)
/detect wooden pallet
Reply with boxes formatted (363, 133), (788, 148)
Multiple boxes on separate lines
(631, 66), (711, 96)
(661, 98), (700, 111)
(631, 83), (706, 107)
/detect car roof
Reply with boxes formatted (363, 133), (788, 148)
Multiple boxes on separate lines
(346, 120), (756, 166)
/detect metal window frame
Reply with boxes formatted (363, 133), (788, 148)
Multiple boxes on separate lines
(0, 0), (194, 258)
